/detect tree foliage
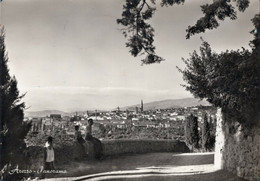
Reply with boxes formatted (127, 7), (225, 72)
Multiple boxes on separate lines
(250, 14), (260, 50)
(0, 28), (31, 170)
(186, 0), (249, 39)
(178, 14), (260, 124)
(185, 114), (199, 149)
(117, 0), (250, 64)
(117, 0), (164, 64)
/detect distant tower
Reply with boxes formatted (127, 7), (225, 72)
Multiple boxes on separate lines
(140, 100), (144, 112)
(126, 109), (129, 119)
(135, 106), (139, 114)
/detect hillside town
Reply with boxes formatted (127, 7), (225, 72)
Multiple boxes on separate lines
(25, 101), (217, 146)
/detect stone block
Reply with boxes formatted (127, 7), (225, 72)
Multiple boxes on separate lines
(237, 167), (245, 177)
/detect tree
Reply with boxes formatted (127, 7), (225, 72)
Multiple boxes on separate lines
(202, 114), (211, 151)
(185, 114), (199, 150)
(117, 0), (250, 64)
(0, 28), (31, 172)
(117, 1), (259, 125)
(208, 115), (216, 148)
(178, 14), (260, 125)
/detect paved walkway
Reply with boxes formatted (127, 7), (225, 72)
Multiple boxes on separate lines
(40, 152), (247, 181)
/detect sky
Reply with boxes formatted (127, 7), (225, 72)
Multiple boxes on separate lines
(0, 0), (258, 112)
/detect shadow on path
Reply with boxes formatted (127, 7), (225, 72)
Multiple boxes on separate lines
(73, 170), (246, 181)
(41, 152), (246, 181)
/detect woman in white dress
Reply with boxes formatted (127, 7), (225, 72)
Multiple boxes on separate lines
(44, 136), (55, 170)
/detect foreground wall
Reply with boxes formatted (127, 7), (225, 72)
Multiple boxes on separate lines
(27, 140), (189, 170)
(27, 143), (86, 170)
(214, 109), (260, 181)
(102, 139), (189, 156)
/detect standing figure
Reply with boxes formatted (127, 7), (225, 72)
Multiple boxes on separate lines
(85, 119), (93, 140)
(44, 136), (55, 171)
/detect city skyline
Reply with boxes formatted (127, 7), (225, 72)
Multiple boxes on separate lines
(1, 0), (258, 111)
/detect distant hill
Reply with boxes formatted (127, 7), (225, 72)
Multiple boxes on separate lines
(121, 98), (211, 111)
(25, 109), (109, 118)
(25, 110), (70, 117)
(25, 98), (211, 117)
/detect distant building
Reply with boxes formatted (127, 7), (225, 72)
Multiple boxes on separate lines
(133, 121), (156, 128)
(42, 117), (52, 132)
(135, 106), (139, 114)
(62, 116), (71, 122)
(31, 118), (42, 133)
(177, 115), (186, 120)
(50, 114), (62, 119)
(116, 122), (126, 129)
(132, 117), (139, 121)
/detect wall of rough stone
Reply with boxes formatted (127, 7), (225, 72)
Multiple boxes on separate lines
(214, 109), (225, 170)
(102, 139), (189, 156)
(214, 109), (260, 181)
(27, 140), (189, 170)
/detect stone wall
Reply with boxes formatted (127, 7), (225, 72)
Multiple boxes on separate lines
(214, 109), (225, 170)
(26, 142), (86, 170)
(27, 139), (189, 170)
(102, 139), (189, 156)
(214, 109), (260, 181)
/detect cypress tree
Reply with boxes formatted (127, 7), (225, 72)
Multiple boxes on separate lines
(0, 28), (31, 172)
(202, 114), (211, 151)
(185, 114), (199, 150)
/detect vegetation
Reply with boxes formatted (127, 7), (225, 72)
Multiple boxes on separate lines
(25, 129), (74, 147)
(178, 14), (260, 125)
(202, 114), (211, 151)
(208, 115), (216, 148)
(184, 114), (199, 150)
(118, 0), (259, 125)
(117, 0), (250, 64)
(184, 113), (216, 152)
(26, 119), (185, 147)
(117, 0), (259, 126)
(98, 125), (184, 141)
(0, 28), (31, 179)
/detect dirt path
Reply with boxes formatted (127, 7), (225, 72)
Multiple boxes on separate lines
(40, 152), (247, 181)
